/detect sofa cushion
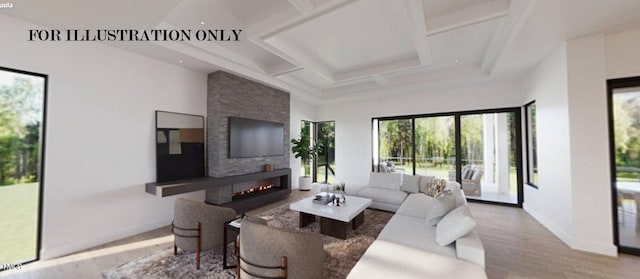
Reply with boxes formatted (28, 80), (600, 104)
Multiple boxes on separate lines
(357, 187), (408, 206)
(369, 172), (401, 190)
(436, 206), (476, 246)
(418, 175), (435, 193)
(425, 191), (456, 225)
(346, 240), (488, 279)
(401, 174), (420, 193)
(396, 193), (430, 218)
(378, 214), (456, 258)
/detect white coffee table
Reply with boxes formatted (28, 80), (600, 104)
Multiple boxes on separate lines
(289, 194), (372, 239)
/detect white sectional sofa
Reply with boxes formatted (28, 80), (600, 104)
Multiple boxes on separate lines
(347, 172), (487, 279)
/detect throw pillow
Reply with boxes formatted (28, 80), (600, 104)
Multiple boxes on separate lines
(425, 190), (456, 225)
(464, 169), (475, 180)
(461, 167), (471, 179)
(445, 181), (466, 208)
(400, 174), (420, 193)
(418, 175), (435, 193)
(424, 179), (447, 197)
(435, 206), (476, 246)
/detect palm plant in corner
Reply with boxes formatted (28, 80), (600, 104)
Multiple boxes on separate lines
(291, 134), (322, 191)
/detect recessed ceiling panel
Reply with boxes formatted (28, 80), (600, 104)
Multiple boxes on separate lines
(265, 0), (416, 75)
(428, 19), (498, 70)
(219, 0), (293, 26)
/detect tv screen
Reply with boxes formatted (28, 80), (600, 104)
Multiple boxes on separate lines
(229, 117), (285, 158)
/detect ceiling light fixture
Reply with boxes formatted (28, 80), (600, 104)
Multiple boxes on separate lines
(200, 20), (205, 25)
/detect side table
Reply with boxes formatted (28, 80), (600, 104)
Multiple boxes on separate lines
(222, 217), (241, 269)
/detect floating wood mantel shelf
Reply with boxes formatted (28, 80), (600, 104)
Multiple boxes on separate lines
(145, 168), (291, 198)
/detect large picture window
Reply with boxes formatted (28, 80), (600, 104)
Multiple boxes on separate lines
(525, 102), (539, 187)
(372, 108), (522, 206)
(0, 66), (47, 265)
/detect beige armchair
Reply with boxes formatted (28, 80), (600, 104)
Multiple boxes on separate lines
(448, 165), (484, 197)
(173, 198), (237, 269)
(238, 216), (325, 279)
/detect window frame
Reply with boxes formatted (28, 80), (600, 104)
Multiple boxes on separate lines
(524, 101), (539, 189)
(371, 106), (524, 207)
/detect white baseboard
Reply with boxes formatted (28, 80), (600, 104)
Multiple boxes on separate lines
(572, 238), (618, 256)
(523, 203), (618, 257)
(523, 202), (574, 247)
(40, 217), (173, 260)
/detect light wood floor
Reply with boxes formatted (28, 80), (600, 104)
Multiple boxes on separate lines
(2, 192), (640, 279)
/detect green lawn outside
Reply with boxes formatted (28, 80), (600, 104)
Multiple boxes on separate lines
(0, 183), (39, 264)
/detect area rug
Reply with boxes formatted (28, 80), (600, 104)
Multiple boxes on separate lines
(102, 206), (393, 279)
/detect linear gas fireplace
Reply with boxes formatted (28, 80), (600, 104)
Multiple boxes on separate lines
(145, 169), (291, 213)
(231, 178), (280, 199)
(204, 169), (291, 212)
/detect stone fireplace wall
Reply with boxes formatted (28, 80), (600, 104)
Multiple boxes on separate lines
(207, 71), (290, 177)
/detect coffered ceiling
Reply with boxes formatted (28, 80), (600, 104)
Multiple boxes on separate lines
(4, 0), (640, 103)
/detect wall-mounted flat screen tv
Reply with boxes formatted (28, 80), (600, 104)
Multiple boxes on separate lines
(229, 117), (284, 158)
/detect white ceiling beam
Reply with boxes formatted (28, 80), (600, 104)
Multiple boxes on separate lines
(148, 40), (321, 103)
(426, 0), (511, 37)
(155, 22), (265, 71)
(334, 57), (421, 82)
(267, 61), (303, 77)
(481, 0), (537, 74)
(254, 37), (336, 82)
(288, 0), (315, 14)
(371, 74), (391, 87)
(403, 0), (432, 65)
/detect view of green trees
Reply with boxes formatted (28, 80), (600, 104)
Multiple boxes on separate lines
(0, 70), (44, 264)
(0, 75), (43, 186)
(299, 121), (336, 183)
(377, 113), (517, 184)
(378, 116), (486, 174)
(614, 93), (640, 181)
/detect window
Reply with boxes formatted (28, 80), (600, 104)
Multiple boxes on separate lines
(299, 120), (336, 183)
(0, 66), (47, 265)
(372, 107), (523, 206)
(525, 102), (539, 187)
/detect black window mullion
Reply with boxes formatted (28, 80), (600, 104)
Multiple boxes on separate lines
(412, 118), (416, 175)
(455, 115), (462, 184)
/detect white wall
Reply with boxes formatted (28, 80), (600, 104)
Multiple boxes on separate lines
(289, 98), (316, 188)
(566, 35), (615, 255)
(316, 81), (524, 185)
(521, 45), (575, 248)
(0, 14), (206, 259)
(606, 28), (640, 79)
(521, 28), (640, 256)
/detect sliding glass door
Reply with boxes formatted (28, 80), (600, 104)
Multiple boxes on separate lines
(376, 118), (413, 173)
(299, 120), (336, 184)
(460, 112), (519, 204)
(414, 116), (456, 179)
(608, 77), (640, 255)
(0, 67), (46, 265)
(315, 121), (335, 184)
(372, 108), (522, 206)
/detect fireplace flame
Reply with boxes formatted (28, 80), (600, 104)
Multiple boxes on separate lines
(232, 184), (275, 198)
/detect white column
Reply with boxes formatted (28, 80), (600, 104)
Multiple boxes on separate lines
(483, 114), (495, 183)
(496, 114), (510, 194)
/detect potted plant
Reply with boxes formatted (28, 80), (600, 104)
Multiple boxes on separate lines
(291, 134), (322, 191)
